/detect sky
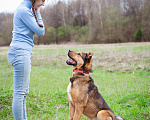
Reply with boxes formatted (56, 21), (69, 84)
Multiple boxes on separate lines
(0, 0), (23, 13)
(0, 0), (56, 13)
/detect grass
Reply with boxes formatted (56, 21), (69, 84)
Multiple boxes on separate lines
(0, 43), (150, 120)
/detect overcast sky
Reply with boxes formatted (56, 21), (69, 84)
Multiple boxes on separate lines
(0, 0), (23, 13)
(0, 0), (57, 13)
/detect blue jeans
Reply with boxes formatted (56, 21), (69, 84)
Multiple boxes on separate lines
(7, 47), (31, 120)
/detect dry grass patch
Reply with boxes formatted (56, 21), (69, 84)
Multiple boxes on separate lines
(93, 50), (150, 72)
(31, 43), (150, 72)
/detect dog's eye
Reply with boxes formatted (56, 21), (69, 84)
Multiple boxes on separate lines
(78, 53), (80, 55)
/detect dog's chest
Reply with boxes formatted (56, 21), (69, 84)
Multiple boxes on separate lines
(67, 82), (73, 102)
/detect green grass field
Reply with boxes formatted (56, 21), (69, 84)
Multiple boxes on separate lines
(0, 43), (150, 120)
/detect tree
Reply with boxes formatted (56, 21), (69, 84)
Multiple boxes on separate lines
(134, 27), (144, 42)
(0, 0), (150, 45)
(0, 13), (13, 46)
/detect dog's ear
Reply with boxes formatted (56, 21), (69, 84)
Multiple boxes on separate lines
(86, 52), (93, 59)
(86, 52), (93, 73)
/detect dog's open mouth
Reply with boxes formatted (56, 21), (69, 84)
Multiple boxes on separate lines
(66, 50), (77, 66)
(66, 59), (77, 65)
(66, 56), (77, 66)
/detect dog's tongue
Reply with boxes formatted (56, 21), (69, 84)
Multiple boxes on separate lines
(66, 59), (76, 65)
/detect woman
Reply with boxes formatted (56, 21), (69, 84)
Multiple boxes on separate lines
(7, 0), (45, 119)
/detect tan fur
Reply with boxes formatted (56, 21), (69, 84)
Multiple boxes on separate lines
(66, 50), (124, 120)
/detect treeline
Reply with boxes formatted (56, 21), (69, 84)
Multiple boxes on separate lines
(0, 0), (150, 46)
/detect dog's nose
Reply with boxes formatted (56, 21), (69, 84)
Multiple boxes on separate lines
(68, 50), (72, 52)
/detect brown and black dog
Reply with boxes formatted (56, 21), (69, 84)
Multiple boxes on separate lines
(66, 50), (124, 120)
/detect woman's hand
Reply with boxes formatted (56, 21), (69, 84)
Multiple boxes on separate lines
(34, 0), (45, 13)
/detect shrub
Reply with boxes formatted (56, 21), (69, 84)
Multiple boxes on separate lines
(134, 28), (144, 42)
(81, 26), (89, 35)
(46, 27), (57, 43)
(57, 25), (72, 42)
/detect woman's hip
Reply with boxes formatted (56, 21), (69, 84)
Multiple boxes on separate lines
(7, 47), (31, 67)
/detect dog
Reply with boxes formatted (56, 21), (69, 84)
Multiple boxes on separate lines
(66, 50), (124, 120)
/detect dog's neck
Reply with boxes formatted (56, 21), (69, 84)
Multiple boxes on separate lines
(73, 69), (89, 74)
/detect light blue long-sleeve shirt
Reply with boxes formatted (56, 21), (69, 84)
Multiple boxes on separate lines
(10, 0), (45, 53)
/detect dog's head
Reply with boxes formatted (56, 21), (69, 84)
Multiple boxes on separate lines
(66, 50), (93, 73)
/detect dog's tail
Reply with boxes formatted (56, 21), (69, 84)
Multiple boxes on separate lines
(115, 116), (125, 120)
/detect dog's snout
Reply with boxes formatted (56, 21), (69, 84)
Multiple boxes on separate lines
(68, 50), (72, 56)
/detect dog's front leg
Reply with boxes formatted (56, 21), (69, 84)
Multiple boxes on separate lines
(73, 103), (84, 120)
(69, 102), (75, 120)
